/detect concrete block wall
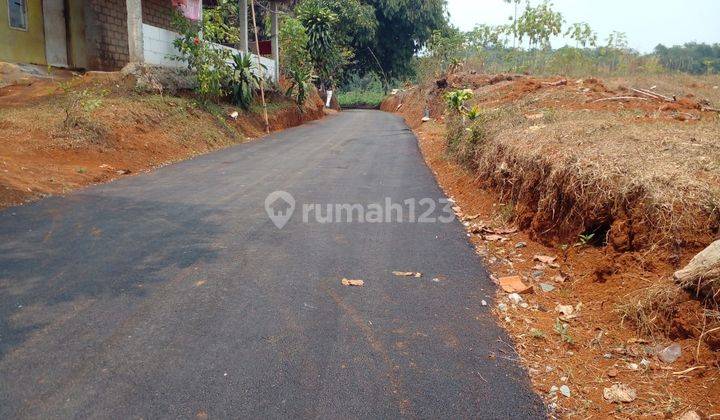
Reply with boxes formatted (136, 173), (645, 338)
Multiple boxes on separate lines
(84, 0), (173, 70)
(143, 24), (278, 82)
(84, 0), (129, 70)
(143, 24), (185, 68)
(142, 0), (174, 31)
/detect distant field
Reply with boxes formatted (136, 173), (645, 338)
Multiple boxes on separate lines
(337, 90), (386, 108)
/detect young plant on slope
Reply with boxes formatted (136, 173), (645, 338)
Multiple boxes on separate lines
(285, 66), (315, 106)
(229, 52), (263, 110)
(444, 89), (474, 114)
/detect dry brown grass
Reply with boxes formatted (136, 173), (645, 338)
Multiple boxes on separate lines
(446, 73), (720, 251)
(606, 74), (720, 105)
(616, 281), (685, 338)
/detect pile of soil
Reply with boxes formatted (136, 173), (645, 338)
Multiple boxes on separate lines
(0, 70), (325, 209)
(382, 72), (720, 417)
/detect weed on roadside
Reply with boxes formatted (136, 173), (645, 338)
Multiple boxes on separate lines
(554, 318), (574, 344)
(53, 83), (110, 147)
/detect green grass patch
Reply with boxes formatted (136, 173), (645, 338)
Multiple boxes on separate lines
(337, 90), (386, 108)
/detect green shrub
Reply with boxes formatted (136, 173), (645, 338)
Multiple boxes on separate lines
(285, 66), (315, 106)
(337, 90), (385, 108)
(280, 16), (312, 76)
(444, 89), (473, 113)
(229, 52), (262, 110)
(170, 11), (234, 101)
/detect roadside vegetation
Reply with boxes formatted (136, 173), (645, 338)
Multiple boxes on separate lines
(337, 73), (387, 108)
(274, 0), (447, 107)
(337, 91), (386, 108)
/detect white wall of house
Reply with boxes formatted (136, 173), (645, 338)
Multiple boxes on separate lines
(142, 24), (277, 81)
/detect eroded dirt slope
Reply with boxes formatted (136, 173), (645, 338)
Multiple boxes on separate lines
(0, 72), (324, 209)
(383, 73), (720, 418)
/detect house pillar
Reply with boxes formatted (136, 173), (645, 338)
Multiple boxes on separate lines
(238, 0), (249, 52)
(126, 0), (144, 63)
(270, 1), (280, 81)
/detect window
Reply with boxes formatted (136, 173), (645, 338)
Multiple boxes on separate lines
(8, 0), (27, 30)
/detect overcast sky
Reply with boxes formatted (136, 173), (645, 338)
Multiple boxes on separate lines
(446, 0), (720, 53)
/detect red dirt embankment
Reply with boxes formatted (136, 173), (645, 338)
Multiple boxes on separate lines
(383, 72), (720, 418)
(0, 72), (325, 209)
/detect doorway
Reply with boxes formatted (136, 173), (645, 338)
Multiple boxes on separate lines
(42, 0), (68, 67)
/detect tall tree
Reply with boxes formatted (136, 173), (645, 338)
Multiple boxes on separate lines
(516, 0), (563, 50)
(356, 0), (449, 79)
(296, 0), (377, 86)
(564, 22), (596, 48)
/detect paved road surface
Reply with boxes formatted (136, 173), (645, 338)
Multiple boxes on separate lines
(0, 110), (545, 418)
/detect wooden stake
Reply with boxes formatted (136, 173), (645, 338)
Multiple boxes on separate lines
(591, 96), (649, 103)
(630, 87), (674, 102)
(249, 0), (270, 133)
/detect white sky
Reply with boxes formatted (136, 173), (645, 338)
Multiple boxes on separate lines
(446, 0), (720, 53)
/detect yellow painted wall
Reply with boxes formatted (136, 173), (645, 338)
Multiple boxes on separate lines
(0, 0), (47, 65)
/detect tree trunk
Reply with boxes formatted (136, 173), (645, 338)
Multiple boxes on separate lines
(674, 240), (720, 301)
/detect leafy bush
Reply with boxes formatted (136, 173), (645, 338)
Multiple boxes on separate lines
(170, 11), (234, 101)
(279, 15), (315, 106)
(465, 105), (481, 121)
(445, 105), (506, 165)
(444, 89), (473, 113)
(297, 2), (342, 88)
(280, 16), (312, 75)
(285, 66), (315, 106)
(229, 52), (262, 110)
(337, 90), (386, 108)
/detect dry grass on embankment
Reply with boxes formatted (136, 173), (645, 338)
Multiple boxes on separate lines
(387, 73), (720, 253)
(0, 71), (324, 209)
(383, 72), (720, 417)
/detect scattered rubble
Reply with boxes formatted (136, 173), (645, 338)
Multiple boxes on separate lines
(508, 293), (523, 305)
(341, 278), (364, 287)
(679, 411), (702, 420)
(657, 343), (682, 364)
(539, 283), (555, 292)
(498, 276), (533, 294)
(559, 385), (571, 398)
(392, 271), (422, 278)
(603, 384), (637, 403)
(534, 255), (557, 264)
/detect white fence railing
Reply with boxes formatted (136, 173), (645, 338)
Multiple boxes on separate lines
(142, 24), (276, 81)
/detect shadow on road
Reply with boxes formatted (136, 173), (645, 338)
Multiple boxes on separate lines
(0, 192), (225, 358)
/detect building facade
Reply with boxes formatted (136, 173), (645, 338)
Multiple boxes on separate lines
(0, 0), (280, 80)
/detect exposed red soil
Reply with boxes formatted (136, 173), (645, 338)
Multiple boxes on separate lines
(440, 72), (716, 128)
(382, 74), (720, 418)
(0, 74), (325, 209)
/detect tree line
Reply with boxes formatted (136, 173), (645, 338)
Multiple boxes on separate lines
(169, 0), (718, 107)
(423, 1), (720, 78)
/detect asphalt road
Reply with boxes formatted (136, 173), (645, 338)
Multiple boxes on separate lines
(0, 110), (545, 418)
